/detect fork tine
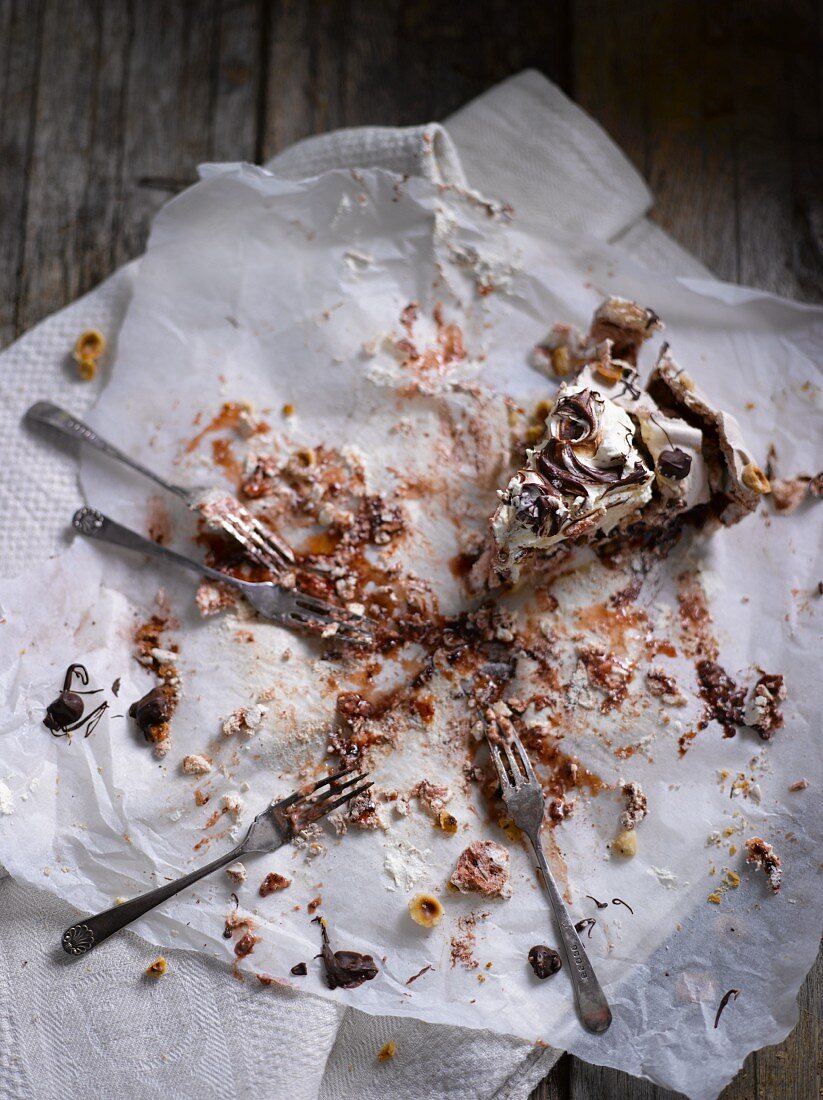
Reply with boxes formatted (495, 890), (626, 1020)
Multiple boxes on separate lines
(320, 779), (374, 816)
(511, 734), (539, 786)
(489, 742), (512, 789)
(310, 772), (369, 804)
(218, 510), (295, 569)
(291, 593), (375, 630)
(274, 767), (356, 810)
(502, 739), (523, 787)
(247, 515), (296, 567)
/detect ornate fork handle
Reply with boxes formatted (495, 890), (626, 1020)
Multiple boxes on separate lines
(27, 401), (189, 501)
(527, 830), (612, 1033)
(73, 507), (250, 591)
(62, 843), (246, 956)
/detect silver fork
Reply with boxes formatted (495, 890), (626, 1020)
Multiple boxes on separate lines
(26, 401), (295, 572)
(487, 728), (612, 1034)
(60, 768), (372, 955)
(73, 507), (371, 643)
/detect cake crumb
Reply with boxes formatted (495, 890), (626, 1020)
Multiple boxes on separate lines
(450, 840), (512, 899)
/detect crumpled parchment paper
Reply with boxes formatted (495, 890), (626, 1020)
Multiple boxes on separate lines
(0, 164), (820, 1100)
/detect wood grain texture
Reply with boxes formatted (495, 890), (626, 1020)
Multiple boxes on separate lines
(0, 2), (819, 1097)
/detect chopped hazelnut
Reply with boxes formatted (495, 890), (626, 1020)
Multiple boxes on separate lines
(408, 893), (444, 928)
(73, 329), (106, 380)
(612, 830), (637, 858)
(377, 1040), (397, 1062)
(436, 811), (459, 834)
(742, 463), (771, 494)
(551, 345), (571, 376)
(146, 957), (167, 977)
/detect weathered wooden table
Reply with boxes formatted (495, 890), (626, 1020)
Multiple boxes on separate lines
(1, 2), (819, 1097)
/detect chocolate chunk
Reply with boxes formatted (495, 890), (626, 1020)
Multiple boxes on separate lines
(128, 685), (175, 738)
(290, 962), (308, 976)
(528, 944), (562, 979)
(43, 690), (84, 732)
(313, 916), (378, 990)
(657, 447), (692, 480)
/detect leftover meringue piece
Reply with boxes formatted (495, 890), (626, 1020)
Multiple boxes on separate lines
(226, 862), (247, 884)
(181, 753), (212, 776)
(491, 371), (654, 579)
(491, 300), (762, 582)
(450, 840), (512, 899)
(744, 673), (786, 739)
(619, 782), (648, 831)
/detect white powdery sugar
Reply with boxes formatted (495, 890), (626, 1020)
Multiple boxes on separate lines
(0, 781), (13, 815)
(383, 841), (431, 891)
(649, 866), (679, 889)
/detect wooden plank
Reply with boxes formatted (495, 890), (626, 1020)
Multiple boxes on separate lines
(755, 956), (821, 1100)
(261, 0), (564, 160)
(733, 0), (823, 303)
(211, 0), (263, 163)
(15, 0), (107, 331)
(111, 0), (218, 267)
(0, 0), (45, 347)
(569, 0), (648, 178)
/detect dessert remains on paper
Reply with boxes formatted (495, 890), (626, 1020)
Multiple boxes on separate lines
(490, 298), (769, 583)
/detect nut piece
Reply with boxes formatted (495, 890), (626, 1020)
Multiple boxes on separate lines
(528, 944), (562, 979)
(436, 811), (459, 834)
(741, 463), (771, 494)
(612, 829), (637, 858)
(408, 893), (444, 928)
(377, 1040), (397, 1062)
(181, 753), (212, 776)
(73, 328), (107, 380)
(145, 957), (167, 977)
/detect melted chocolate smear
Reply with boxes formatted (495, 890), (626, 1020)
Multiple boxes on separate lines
(586, 894), (609, 910)
(405, 963), (433, 986)
(528, 945), (562, 979)
(611, 897), (634, 914)
(574, 917), (597, 939)
(658, 447), (692, 480)
(714, 988), (740, 1029)
(554, 390), (599, 444)
(696, 661), (746, 737)
(514, 481), (559, 535)
(313, 916), (378, 990)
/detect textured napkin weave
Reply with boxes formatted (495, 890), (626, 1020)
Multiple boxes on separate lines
(0, 71), (678, 1099)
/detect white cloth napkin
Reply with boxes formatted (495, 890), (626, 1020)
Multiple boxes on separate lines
(0, 70), (704, 1099)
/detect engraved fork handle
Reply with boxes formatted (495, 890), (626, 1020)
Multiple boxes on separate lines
(61, 842), (247, 956)
(527, 830), (612, 1034)
(27, 401), (190, 501)
(73, 507), (248, 591)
